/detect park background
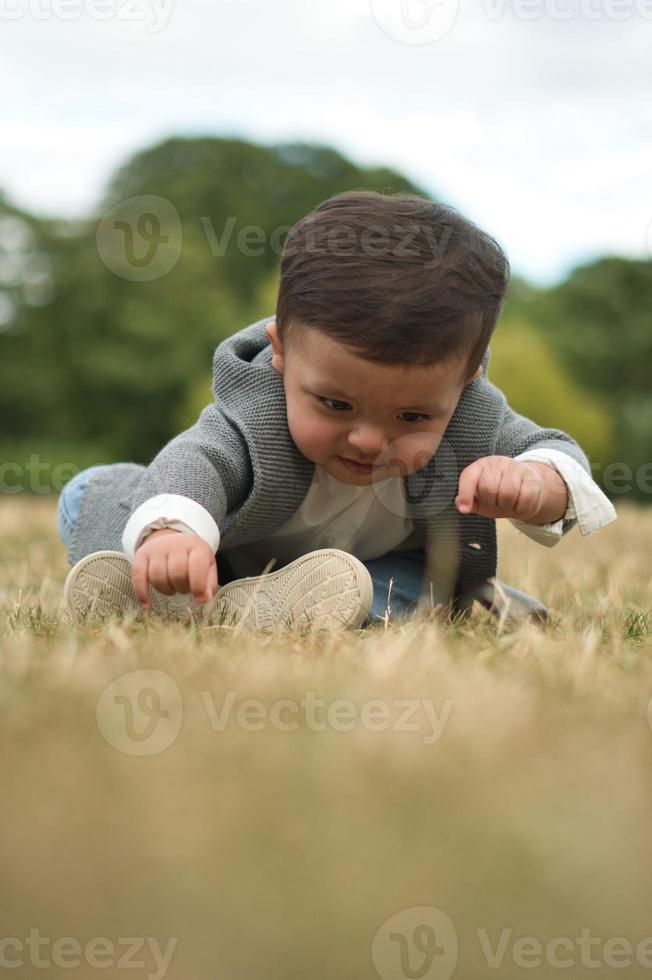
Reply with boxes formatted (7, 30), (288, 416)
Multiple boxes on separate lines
(1, 0), (651, 504)
(2, 5), (652, 979)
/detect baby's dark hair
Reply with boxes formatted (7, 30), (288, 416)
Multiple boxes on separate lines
(276, 190), (510, 380)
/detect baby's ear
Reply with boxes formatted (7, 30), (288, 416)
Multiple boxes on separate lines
(465, 364), (483, 385)
(265, 320), (285, 374)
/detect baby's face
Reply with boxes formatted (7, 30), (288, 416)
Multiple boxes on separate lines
(265, 320), (480, 485)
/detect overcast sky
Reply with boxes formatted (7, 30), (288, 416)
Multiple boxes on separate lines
(1, 0), (650, 283)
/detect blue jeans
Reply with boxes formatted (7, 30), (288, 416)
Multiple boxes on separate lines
(58, 466), (429, 627)
(57, 465), (110, 550)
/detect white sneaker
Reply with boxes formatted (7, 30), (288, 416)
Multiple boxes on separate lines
(63, 550), (205, 620)
(64, 548), (374, 631)
(213, 548), (374, 632)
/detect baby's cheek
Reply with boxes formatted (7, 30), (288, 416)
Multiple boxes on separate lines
(389, 432), (442, 474)
(287, 411), (333, 459)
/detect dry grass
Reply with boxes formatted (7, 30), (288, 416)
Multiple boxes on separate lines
(1, 497), (651, 979)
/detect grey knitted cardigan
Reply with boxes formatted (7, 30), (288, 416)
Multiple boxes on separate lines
(68, 315), (588, 603)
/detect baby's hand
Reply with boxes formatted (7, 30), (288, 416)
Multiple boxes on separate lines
(132, 528), (218, 609)
(455, 455), (568, 524)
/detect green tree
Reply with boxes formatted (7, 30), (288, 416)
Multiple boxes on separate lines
(489, 319), (615, 473)
(1, 138), (425, 468)
(101, 137), (423, 307)
(506, 258), (652, 500)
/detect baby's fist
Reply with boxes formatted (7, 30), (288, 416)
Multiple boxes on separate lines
(132, 528), (218, 609)
(456, 456), (568, 524)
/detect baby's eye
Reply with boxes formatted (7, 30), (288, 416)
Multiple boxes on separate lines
(399, 412), (432, 424)
(317, 397), (351, 411)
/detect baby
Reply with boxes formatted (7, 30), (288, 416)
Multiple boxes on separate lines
(58, 190), (616, 629)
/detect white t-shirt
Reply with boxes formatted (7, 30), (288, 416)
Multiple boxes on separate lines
(222, 464), (422, 578)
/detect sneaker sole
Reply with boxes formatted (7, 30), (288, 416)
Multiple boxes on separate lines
(213, 548), (373, 632)
(64, 548), (374, 631)
(63, 550), (205, 620)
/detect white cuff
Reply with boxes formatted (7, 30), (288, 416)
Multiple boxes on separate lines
(509, 514), (565, 548)
(121, 494), (220, 563)
(511, 448), (617, 541)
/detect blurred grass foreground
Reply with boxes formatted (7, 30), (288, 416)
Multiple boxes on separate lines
(1, 496), (652, 979)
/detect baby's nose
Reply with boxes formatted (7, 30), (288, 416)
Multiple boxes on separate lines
(347, 425), (388, 458)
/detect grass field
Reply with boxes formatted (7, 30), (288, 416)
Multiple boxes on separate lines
(1, 496), (652, 979)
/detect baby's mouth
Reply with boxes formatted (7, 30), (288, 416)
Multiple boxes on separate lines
(338, 456), (376, 473)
